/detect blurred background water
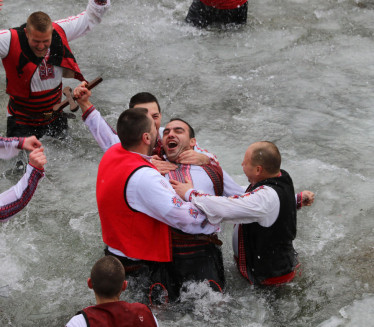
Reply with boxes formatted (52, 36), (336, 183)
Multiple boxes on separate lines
(0, 0), (374, 326)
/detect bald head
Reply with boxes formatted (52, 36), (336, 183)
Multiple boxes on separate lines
(250, 141), (281, 175)
(242, 141), (281, 184)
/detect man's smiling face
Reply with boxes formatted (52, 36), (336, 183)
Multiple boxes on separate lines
(162, 120), (196, 162)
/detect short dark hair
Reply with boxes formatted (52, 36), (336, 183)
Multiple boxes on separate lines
(251, 141), (281, 174)
(169, 118), (195, 138)
(90, 256), (125, 299)
(117, 107), (151, 149)
(26, 12), (52, 33)
(129, 92), (161, 113)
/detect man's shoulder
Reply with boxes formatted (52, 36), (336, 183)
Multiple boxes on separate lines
(65, 313), (86, 327)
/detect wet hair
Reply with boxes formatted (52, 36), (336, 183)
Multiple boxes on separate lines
(251, 141), (281, 174)
(129, 92), (161, 113)
(90, 256), (125, 299)
(168, 118), (195, 138)
(26, 12), (53, 33)
(116, 107), (151, 149)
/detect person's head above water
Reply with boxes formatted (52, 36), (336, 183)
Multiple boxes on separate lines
(162, 118), (196, 162)
(25, 11), (53, 58)
(87, 256), (128, 303)
(129, 92), (162, 132)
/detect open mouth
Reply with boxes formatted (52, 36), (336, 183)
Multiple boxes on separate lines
(167, 141), (178, 149)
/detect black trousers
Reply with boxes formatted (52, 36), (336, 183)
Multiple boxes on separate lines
(186, 0), (248, 28)
(149, 241), (225, 304)
(6, 115), (68, 139)
(106, 241), (225, 305)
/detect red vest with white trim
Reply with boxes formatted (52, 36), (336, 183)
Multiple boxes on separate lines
(97, 143), (172, 262)
(200, 0), (247, 10)
(79, 301), (157, 327)
(2, 23), (84, 125)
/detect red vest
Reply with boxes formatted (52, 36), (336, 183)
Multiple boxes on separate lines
(200, 0), (247, 10)
(97, 144), (172, 262)
(80, 301), (157, 327)
(2, 23), (84, 125)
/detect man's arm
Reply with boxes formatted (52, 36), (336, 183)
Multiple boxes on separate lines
(127, 167), (218, 235)
(0, 148), (46, 222)
(222, 169), (246, 196)
(74, 83), (119, 151)
(171, 178), (279, 226)
(0, 136), (41, 159)
(55, 0), (110, 42)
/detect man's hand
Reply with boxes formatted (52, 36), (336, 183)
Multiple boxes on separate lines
(151, 155), (177, 175)
(176, 150), (210, 165)
(29, 148), (47, 170)
(22, 136), (42, 151)
(302, 190), (315, 206)
(170, 177), (194, 200)
(73, 82), (92, 114)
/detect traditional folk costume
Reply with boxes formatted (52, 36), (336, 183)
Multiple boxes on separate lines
(148, 159), (245, 302)
(185, 170), (303, 285)
(83, 106), (237, 299)
(0, 137), (44, 222)
(0, 0), (110, 138)
(186, 0), (248, 28)
(96, 143), (218, 303)
(65, 301), (158, 327)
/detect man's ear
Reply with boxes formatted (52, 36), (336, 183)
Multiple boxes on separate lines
(256, 165), (263, 175)
(122, 280), (128, 292)
(142, 132), (150, 145)
(189, 137), (197, 147)
(87, 278), (93, 289)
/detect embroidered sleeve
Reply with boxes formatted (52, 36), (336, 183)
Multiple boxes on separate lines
(191, 186), (280, 226)
(55, 0), (110, 42)
(0, 164), (44, 222)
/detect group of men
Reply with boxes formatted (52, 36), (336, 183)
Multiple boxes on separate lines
(73, 83), (314, 301)
(0, 1), (315, 326)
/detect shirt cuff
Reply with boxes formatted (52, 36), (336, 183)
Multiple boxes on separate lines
(296, 192), (302, 209)
(82, 105), (96, 121)
(17, 137), (25, 149)
(28, 163), (45, 173)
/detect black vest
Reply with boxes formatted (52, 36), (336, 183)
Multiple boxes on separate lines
(242, 169), (298, 283)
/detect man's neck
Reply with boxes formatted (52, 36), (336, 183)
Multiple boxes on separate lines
(95, 295), (120, 305)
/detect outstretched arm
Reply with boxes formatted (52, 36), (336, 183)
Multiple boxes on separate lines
(55, 0), (111, 42)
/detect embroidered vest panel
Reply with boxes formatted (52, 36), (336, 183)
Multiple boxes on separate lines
(97, 144), (172, 262)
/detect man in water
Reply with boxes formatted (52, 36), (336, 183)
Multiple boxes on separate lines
(74, 82), (217, 172)
(186, 0), (248, 28)
(65, 256), (158, 327)
(172, 141), (314, 285)
(96, 107), (219, 303)
(0, 0), (110, 138)
(0, 136), (46, 222)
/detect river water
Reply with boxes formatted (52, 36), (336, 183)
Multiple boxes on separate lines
(1, 0), (374, 326)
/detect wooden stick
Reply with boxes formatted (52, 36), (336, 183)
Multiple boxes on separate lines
(53, 77), (103, 112)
